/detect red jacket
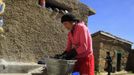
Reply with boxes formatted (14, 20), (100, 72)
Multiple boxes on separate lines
(65, 21), (93, 58)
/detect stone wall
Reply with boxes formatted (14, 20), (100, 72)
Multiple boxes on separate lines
(0, 0), (95, 62)
(126, 49), (134, 72)
(92, 34), (101, 71)
(92, 34), (131, 72)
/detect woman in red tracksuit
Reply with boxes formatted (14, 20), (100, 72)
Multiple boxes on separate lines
(60, 14), (94, 75)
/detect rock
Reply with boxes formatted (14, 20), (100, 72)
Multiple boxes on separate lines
(0, 27), (4, 33)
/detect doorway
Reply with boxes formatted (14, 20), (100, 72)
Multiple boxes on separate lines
(116, 52), (122, 71)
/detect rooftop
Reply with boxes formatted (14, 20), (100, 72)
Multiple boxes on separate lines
(92, 31), (133, 45)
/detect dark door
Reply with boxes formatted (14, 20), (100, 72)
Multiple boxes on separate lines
(117, 53), (122, 71)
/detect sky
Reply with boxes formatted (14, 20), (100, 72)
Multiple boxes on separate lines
(80, 0), (134, 48)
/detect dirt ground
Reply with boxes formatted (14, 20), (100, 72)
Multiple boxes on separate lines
(98, 71), (134, 75)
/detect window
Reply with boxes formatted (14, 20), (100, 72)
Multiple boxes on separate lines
(38, 0), (71, 14)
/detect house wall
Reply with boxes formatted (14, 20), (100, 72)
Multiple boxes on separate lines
(92, 34), (131, 72)
(0, 0), (92, 62)
(92, 35), (101, 71)
(126, 49), (134, 72)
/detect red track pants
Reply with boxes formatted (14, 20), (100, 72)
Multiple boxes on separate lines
(74, 54), (94, 75)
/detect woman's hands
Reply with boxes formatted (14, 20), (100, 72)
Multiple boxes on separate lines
(54, 51), (67, 59)
(54, 48), (77, 60)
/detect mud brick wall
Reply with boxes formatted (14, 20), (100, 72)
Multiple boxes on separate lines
(0, 0), (95, 62)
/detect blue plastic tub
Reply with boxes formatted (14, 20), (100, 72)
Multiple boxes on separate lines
(72, 72), (80, 75)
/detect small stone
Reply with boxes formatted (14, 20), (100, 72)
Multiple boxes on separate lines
(65, 10), (69, 13)
(0, 27), (4, 33)
(54, 8), (59, 12)
(60, 10), (65, 14)
(47, 7), (53, 12)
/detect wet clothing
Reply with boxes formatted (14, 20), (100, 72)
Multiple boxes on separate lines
(65, 21), (94, 75)
(54, 49), (77, 60)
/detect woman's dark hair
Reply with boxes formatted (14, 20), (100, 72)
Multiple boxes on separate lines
(61, 13), (80, 23)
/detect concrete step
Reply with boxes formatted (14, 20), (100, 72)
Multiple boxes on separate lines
(0, 73), (30, 75)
